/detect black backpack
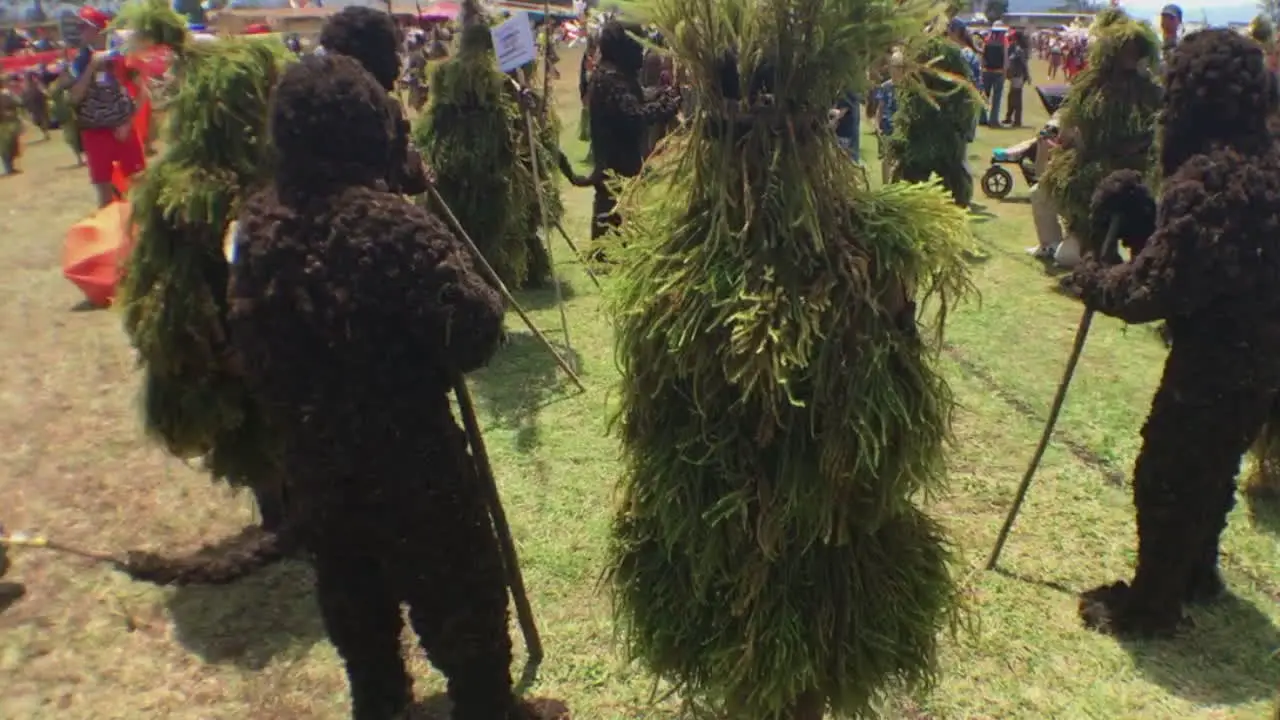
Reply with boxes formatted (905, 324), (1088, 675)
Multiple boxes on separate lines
(982, 39), (1005, 70)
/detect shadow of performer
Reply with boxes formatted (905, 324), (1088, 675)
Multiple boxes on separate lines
(166, 558), (325, 670)
(470, 330), (583, 456)
(1118, 594), (1280, 706)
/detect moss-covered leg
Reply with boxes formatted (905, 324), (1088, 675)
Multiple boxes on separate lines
(1184, 479), (1232, 606)
(1081, 380), (1274, 635)
(590, 184), (619, 256)
(1187, 390), (1276, 604)
(401, 491), (522, 720)
(313, 548), (412, 720)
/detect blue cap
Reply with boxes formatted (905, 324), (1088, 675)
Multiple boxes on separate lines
(948, 17), (966, 34)
(1161, 4), (1182, 21)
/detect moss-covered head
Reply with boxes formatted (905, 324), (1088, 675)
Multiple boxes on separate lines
(318, 5), (402, 92)
(114, 0), (191, 53)
(1086, 7), (1160, 78)
(1161, 28), (1275, 174)
(598, 20), (646, 75)
(270, 53), (394, 195)
(459, 23), (496, 56)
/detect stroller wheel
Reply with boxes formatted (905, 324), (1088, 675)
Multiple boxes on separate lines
(981, 165), (1014, 200)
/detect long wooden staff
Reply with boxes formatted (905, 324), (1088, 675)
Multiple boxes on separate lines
(0, 532), (120, 565)
(516, 69), (576, 372)
(452, 378), (544, 678)
(986, 215), (1122, 571)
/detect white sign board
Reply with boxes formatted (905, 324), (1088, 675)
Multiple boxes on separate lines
(492, 12), (539, 74)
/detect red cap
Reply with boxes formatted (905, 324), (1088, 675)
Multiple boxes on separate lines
(242, 23), (272, 35)
(78, 6), (114, 31)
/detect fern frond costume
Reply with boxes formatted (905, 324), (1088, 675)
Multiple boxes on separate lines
(889, 36), (981, 206)
(115, 0), (290, 523)
(606, 0), (976, 716)
(413, 3), (529, 287)
(1039, 7), (1161, 257)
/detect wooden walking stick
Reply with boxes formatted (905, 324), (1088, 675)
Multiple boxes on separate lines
(986, 215), (1122, 571)
(426, 184), (585, 392)
(453, 378), (544, 685)
(0, 531), (121, 565)
(516, 71), (576, 372)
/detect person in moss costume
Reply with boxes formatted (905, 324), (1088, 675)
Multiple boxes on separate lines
(228, 52), (567, 720)
(605, 0), (976, 716)
(1037, 7), (1161, 268)
(577, 19), (680, 251)
(115, 0), (292, 532)
(413, 0), (534, 289)
(0, 81), (21, 175)
(49, 81), (85, 166)
(319, 5), (431, 198)
(1069, 29), (1280, 637)
(888, 35), (980, 207)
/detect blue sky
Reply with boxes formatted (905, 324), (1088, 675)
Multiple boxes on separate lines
(1115, 0), (1260, 24)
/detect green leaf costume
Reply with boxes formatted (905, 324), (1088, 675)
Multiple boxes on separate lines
(1039, 7), (1161, 256)
(115, 0), (290, 492)
(605, 0), (976, 716)
(888, 36), (982, 207)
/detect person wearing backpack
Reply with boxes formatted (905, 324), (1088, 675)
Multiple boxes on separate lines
(982, 23), (1008, 128)
(1003, 30), (1030, 128)
(67, 7), (143, 208)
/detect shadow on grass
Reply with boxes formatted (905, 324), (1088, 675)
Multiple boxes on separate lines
(512, 278), (578, 312)
(1121, 594), (1280, 705)
(69, 299), (105, 313)
(471, 330), (583, 456)
(410, 692), (571, 719)
(1246, 487), (1280, 536)
(167, 558), (324, 670)
(991, 566), (1076, 596)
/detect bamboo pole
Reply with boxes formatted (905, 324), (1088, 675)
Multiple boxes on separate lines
(986, 215), (1122, 570)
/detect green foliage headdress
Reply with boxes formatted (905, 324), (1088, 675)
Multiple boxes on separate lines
(605, 0), (976, 716)
(1039, 7), (1161, 253)
(115, 0), (290, 482)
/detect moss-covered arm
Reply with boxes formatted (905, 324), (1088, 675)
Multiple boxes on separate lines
(596, 67), (680, 124)
(395, 205), (506, 375)
(1072, 169), (1223, 325)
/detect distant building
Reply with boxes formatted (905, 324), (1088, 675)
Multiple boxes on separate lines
(997, 11), (1093, 31)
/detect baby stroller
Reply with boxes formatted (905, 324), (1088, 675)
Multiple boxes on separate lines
(980, 84), (1069, 200)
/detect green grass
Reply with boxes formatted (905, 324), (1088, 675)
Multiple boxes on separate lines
(0, 52), (1276, 720)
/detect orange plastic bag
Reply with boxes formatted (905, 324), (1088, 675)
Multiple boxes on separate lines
(62, 201), (134, 308)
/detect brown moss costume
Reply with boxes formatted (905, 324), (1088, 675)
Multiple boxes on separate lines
(319, 5), (431, 197)
(582, 20), (679, 245)
(228, 54), (550, 719)
(1069, 29), (1280, 637)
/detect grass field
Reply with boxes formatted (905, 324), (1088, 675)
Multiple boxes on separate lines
(0, 51), (1277, 720)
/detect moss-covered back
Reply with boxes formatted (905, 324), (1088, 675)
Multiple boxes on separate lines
(414, 41), (529, 286)
(605, 0), (976, 715)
